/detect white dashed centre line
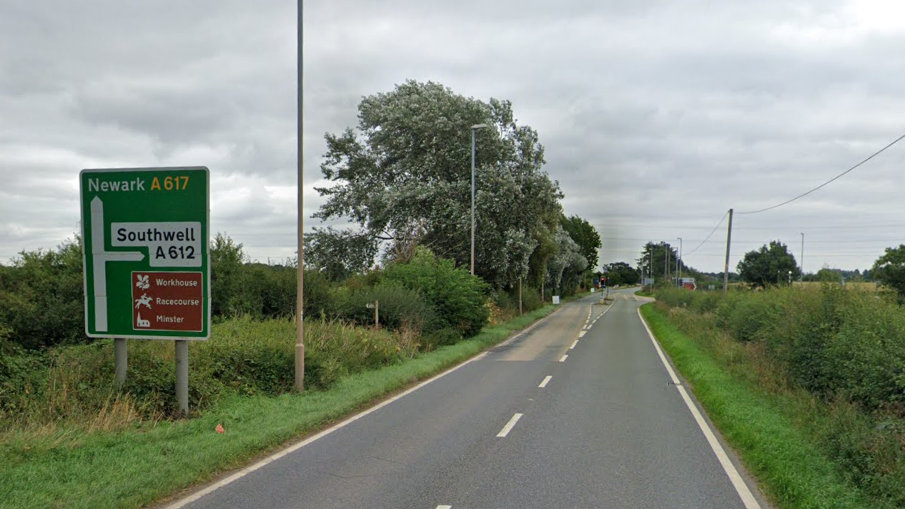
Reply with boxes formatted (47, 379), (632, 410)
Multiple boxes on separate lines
(497, 413), (523, 437)
(570, 339), (579, 350)
(559, 354), (569, 362)
(579, 330), (586, 338)
(538, 375), (552, 388)
(436, 505), (452, 509)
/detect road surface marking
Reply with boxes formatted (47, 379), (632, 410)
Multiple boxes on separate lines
(539, 375), (552, 388)
(437, 505), (452, 509)
(559, 354), (569, 362)
(570, 339), (579, 350)
(579, 330), (586, 338)
(637, 309), (763, 509)
(497, 413), (523, 437)
(163, 320), (556, 509)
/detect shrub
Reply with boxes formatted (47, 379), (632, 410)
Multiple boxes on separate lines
(0, 324), (50, 422)
(829, 297), (905, 410)
(520, 286), (544, 313)
(422, 328), (463, 349)
(654, 287), (695, 309)
(714, 291), (783, 343)
(0, 240), (87, 349)
(303, 269), (335, 319)
(336, 284), (437, 333)
(195, 317), (295, 396)
(776, 286), (845, 395)
(491, 285), (545, 316)
(382, 248), (489, 337)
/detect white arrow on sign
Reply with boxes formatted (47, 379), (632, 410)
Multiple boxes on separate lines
(91, 196), (144, 332)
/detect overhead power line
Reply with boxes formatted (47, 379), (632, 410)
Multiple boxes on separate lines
(683, 211), (729, 257)
(737, 132), (905, 215)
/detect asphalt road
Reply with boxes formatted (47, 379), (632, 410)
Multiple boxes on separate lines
(170, 288), (769, 509)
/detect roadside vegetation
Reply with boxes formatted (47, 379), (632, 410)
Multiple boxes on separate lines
(0, 234), (587, 509)
(648, 285), (905, 509)
(0, 237), (575, 431)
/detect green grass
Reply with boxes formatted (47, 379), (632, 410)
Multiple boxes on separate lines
(640, 304), (876, 509)
(0, 304), (559, 509)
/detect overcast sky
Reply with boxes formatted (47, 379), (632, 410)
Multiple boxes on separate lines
(2, 0), (905, 275)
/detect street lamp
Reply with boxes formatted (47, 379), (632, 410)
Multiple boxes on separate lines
(470, 123), (487, 276)
(676, 237), (682, 287)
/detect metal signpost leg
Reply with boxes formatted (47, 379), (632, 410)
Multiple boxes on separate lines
(114, 338), (127, 386)
(175, 340), (189, 416)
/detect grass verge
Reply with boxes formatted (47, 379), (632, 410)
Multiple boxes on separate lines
(640, 304), (875, 509)
(0, 304), (559, 509)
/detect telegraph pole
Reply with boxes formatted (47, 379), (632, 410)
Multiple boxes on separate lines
(800, 232), (805, 283)
(723, 208), (733, 295)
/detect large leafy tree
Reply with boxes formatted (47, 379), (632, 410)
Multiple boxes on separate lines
(637, 242), (678, 285)
(603, 261), (640, 286)
(561, 215), (601, 272)
(315, 80), (562, 289)
(871, 245), (905, 300)
(737, 241), (800, 288)
(305, 227), (378, 281)
(546, 225), (588, 295)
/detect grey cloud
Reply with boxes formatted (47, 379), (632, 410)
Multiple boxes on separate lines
(3, 0), (905, 275)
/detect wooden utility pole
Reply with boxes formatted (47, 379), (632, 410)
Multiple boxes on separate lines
(723, 208), (733, 296)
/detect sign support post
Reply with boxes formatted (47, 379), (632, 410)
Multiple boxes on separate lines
(114, 338), (127, 386)
(175, 340), (189, 415)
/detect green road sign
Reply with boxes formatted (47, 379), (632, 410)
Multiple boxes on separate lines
(80, 167), (210, 339)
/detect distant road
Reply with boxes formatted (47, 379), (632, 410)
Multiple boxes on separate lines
(170, 288), (768, 509)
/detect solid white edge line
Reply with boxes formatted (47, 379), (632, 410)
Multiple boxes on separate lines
(496, 413), (523, 437)
(164, 300), (565, 509)
(636, 308), (762, 509)
(538, 375), (552, 388)
(569, 339), (579, 350)
(559, 354), (568, 362)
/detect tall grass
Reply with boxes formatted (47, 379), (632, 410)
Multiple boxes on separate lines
(0, 316), (422, 436)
